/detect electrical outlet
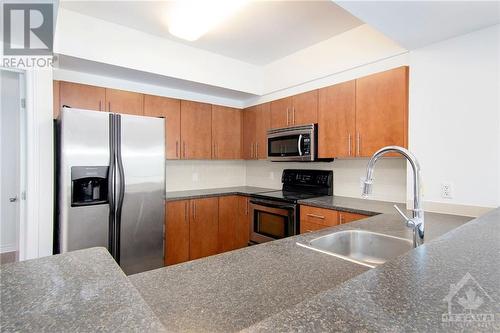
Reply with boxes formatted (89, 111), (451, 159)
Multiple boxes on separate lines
(441, 182), (453, 199)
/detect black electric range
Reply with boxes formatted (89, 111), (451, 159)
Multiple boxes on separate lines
(249, 169), (333, 244)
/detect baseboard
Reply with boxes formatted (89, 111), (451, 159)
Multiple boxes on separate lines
(406, 200), (496, 218)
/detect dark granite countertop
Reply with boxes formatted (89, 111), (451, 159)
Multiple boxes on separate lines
(165, 186), (276, 201)
(298, 195), (401, 215)
(130, 208), (473, 332)
(245, 208), (500, 332)
(0, 248), (166, 333)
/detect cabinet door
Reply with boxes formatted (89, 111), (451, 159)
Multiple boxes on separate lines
(300, 220), (329, 234)
(189, 197), (219, 260)
(218, 196), (240, 253)
(180, 101), (212, 159)
(339, 211), (369, 224)
(242, 106), (257, 159)
(165, 200), (190, 265)
(270, 97), (292, 129)
(355, 66), (408, 157)
(53, 80), (60, 119)
(318, 81), (356, 158)
(59, 81), (105, 112)
(144, 95), (181, 159)
(255, 103), (271, 159)
(212, 105), (242, 159)
(105, 88), (144, 116)
(292, 90), (318, 126)
(236, 196), (251, 249)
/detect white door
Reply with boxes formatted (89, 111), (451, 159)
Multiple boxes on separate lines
(0, 70), (23, 263)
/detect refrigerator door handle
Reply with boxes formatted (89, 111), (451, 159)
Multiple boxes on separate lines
(108, 114), (116, 254)
(114, 114), (126, 263)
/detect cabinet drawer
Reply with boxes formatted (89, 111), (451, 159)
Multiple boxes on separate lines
(300, 220), (330, 234)
(300, 205), (339, 227)
(339, 211), (369, 224)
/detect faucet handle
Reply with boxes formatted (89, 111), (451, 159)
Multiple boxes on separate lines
(393, 205), (415, 227)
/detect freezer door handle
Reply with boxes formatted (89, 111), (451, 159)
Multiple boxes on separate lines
(108, 114), (116, 254)
(114, 114), (126, 263)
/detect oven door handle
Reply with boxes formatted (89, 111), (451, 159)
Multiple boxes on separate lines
(297, 134), (303, 156)
(250, 199), (296, 210)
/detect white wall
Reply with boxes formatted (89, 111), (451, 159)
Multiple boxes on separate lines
(409, 24), (500, 213)
(166, 160), (246, 192)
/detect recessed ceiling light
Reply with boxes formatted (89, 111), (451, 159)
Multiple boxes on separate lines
(167, 0), (248, 42)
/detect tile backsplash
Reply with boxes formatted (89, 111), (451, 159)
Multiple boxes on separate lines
(166, 158), (406, 203)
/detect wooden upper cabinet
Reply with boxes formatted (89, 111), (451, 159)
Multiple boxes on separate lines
(355, 66), (409, 157)
(242, 106), (257, 159)
(59, 81), (105, 112)
(53, 80), (60, 119)
(270, 97), (292, 129)
(144, 95), (181, 159)
(292, 90), (318, 126)
(180, 101), (212, 159)
(165, 200), (190, 266)
(105, 88), (144, 116)
(189, 197), (219, 260)
(318, 81), (356, 158)
(212, 105), (242, 159)
(255, 102), (271, 159)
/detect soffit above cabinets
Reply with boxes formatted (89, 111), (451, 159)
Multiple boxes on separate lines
(59, 0), (363, 65)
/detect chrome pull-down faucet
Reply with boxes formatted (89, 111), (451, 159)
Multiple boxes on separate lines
(362, 146), (424, 248)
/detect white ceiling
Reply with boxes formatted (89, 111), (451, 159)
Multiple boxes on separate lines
(59, 0), (363, 65)
(337, 1), (500, 50)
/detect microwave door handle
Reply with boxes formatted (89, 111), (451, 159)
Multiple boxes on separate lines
(297, 134), (303, 156)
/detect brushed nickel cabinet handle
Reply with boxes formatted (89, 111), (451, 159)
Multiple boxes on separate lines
(176, 141), (179, 158)
(250, 143), (254, 159)
(256, 143), (259, 159)
(307, 213), (325, 219)
(185, 202), (188, 223)
(99, 100), (102, 111)
(246, 199), (249, 215)
(108, 102), (111, 112)
(293, 107), (296, 125)
(348, 134), (352, 156)
(286, 108), (290, 125)
(183, 142), (187, 158)
(356, 132), (361, 156)
(216, 143), (219, 159)
(192, 201), (196, 220)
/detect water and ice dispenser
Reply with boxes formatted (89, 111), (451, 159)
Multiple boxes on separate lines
(71, 166), (109, 206)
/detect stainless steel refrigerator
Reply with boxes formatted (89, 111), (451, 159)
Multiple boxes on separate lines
(56, 107), (165, 275)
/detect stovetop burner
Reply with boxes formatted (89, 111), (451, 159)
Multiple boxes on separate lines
(252, 169), (333, 203)
(253, 190), (324, 203)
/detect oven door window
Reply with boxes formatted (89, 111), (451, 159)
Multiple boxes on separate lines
(255, 210), (289, 239)
(268, 135), (300, 157)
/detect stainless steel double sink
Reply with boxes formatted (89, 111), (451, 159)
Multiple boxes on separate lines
(297, 229), (413, 268)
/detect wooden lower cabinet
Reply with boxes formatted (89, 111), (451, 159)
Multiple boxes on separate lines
(339, 211), (369, 224)
(165, 195), (251, 266)
(165, 200), (190, 265)
(299, 205), (370, 233)
(300, 205), (339, 234)
(218, 196), (250, 252)
(189, 197), (219, 260)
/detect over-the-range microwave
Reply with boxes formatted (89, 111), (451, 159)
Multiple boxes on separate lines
(267, 124), (332, 162)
